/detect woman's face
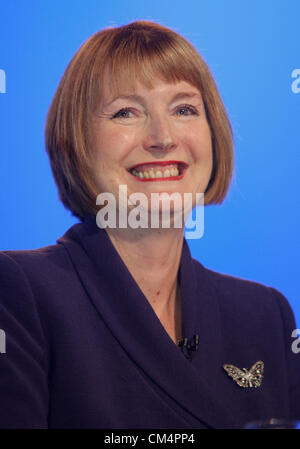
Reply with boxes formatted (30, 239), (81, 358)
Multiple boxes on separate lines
(90, 77), (213, 221)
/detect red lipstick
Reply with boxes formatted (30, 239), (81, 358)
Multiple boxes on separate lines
(128, 160), (188, 182)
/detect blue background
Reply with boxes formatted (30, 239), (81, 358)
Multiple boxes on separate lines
(0, 0), (299, 326)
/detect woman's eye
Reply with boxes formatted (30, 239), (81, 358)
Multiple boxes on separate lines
(112, 108), (134, 119)
(111, 105), (198, 119)
(175, 105), (198, 116)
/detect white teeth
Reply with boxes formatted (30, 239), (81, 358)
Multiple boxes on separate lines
(170, 167), (179, 176)
(131, 164), (181, 179)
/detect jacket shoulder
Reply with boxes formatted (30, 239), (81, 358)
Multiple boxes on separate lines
(0, 243), (72, 279)
(0, 243), (77, 316)
(191, 257), (295, 323)
(1, 242), (69, 266)
(193, 257), (281, 300)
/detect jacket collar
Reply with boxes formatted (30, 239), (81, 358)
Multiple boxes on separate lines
(57, 216), (235, 428)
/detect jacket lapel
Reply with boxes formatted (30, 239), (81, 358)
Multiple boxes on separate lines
(57, 217), (235, 428)
(178, 238), (223, 391)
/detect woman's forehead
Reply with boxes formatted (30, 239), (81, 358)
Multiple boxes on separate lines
(100, 77), (202, 105)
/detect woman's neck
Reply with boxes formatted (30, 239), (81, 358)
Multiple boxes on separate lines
(105, 226), (184, 343)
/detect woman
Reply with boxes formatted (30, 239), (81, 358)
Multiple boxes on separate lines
(0, 20), (299, 429)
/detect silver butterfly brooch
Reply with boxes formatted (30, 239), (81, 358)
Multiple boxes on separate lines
(223, 360), (264, 388)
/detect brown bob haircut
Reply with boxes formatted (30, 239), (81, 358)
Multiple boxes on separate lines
(45, 20), (234, 221)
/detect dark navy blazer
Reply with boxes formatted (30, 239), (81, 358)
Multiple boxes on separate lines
(0, 216), (299, 428)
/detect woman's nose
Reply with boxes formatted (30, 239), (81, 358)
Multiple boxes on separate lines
(142, 115), (177, 152)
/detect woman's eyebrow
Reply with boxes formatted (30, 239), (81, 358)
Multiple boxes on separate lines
(104, 91), (202, 107)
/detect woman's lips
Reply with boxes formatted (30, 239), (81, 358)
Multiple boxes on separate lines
(128, 161), (188, 182)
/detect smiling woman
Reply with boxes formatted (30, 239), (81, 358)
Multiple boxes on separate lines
(89, 77), (212, 232)
(0, 20), (299, 429)
(45, 21), (233, 220)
